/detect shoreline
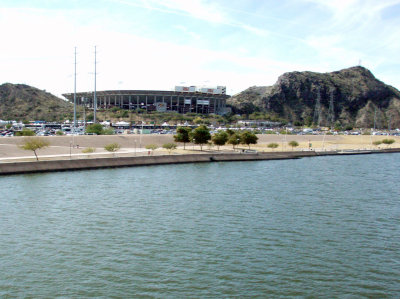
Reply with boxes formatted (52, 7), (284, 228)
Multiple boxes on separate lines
(1, 148), (399, 175)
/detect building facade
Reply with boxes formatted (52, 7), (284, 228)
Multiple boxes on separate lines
(62, 89), (230, 115)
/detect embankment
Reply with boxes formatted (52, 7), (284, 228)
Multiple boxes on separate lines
(1, 148), (399, 175)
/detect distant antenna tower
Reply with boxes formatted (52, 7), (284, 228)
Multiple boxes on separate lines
(73, 47), (77, 131)
(313, 86), (322, 126)
(93, 46), (98, 123)
(328, 88), (335, 128)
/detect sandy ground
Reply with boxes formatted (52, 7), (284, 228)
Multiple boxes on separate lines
(0, 134), (399, 162)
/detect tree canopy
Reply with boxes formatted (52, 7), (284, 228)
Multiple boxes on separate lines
(15, 128), (35, 136)
(174, 126), (192, 149)
(212, 131), (228, 150)
(145, 144), (158, 155)
(19, 137), (50, 161)
(162, 143), (177, 154)
(86, 123), (104, 135)
(289, 140), (299, 150)
(227, 132), (241, 149)
(240, 131), (258, 149)
(190, 125), (211, 151)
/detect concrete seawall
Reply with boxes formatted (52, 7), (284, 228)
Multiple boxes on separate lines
(0, 149), (399, 175)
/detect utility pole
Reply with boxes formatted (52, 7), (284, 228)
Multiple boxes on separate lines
(313, 86), (322, 127)
(328, 88), (335, 129)
(73, 47), (77, 132)
(94, 45), (97, 123)
(82, 97), (86, 132)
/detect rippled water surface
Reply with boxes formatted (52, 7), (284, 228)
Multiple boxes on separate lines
(1, 153), (400, 297)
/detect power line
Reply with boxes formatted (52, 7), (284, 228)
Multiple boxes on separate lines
(94, 45), (98, 123)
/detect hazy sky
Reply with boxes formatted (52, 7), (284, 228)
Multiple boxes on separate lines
(1, 0), (399, 98)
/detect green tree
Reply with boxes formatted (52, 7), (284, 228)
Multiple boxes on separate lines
(102, 127), (115, 135)
(211, 131), (228, 150)
(174, 126), (192, 150)
(56, 130), (64, 136)
(240, 131), (258, 149)
(190, 125), (211, 151)
(162, 143), (177, 154)
(5, 124), (12, 129)
(289, 140), (299, 150)
(193, 117), (204, 125)
(344, 125), (353, 131)
(334, 122), (342, 131)
(227, 132), (241, 149)
(226, 129), (235, 136)
(104, 143), (121, 156)
(15, 128), (35, 136)
(86, 113), (94, 121)
(86, 123), (104, 135)
(19, 137), (50, 161)
(267, 142), (279, 150)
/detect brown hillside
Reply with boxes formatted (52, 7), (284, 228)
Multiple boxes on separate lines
(0, 83), (73, 121)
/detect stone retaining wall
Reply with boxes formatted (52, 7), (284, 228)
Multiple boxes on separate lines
(0, 149), (398, 175)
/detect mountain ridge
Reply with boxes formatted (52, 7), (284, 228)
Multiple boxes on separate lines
(228, 66), (400, 128)
(0, 83), (73, 121)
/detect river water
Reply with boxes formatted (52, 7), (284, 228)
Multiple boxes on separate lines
(1, 153), (399, 297)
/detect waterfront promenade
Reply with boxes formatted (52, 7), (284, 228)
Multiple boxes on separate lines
(1, 134), (399, 162)
(0, 134), (399, 175)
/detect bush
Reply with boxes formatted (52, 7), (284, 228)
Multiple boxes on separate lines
(267, 143), (279, 150)
(382, 138), (395, 146)
(104, 143), (121, 154)
(82, 147), (96, 153)
(372, 140), (382, 146)
(56, 130), (64, 136)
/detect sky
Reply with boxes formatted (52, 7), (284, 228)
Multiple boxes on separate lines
(1, 0), (400, 98)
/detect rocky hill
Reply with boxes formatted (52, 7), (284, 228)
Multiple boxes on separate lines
(228, 66), (400, 128)
(0, 83), (73, 121)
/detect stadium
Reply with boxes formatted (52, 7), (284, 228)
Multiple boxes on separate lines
(63, 86), (230, 115)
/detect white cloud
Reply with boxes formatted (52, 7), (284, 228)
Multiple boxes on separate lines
(110, 0), (269, 36)
(1, 0), (400, 101)
(172, 25), (201, 40)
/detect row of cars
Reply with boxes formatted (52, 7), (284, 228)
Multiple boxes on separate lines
(0, 130), (14, 137)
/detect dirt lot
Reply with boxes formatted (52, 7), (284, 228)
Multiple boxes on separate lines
(0, 134), (399, 162)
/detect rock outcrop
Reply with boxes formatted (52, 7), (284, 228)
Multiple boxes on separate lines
(228, 66), (400, 128)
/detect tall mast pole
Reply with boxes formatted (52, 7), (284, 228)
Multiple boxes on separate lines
(73, 47), (77, 131)
(94, 46), (97, 123)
